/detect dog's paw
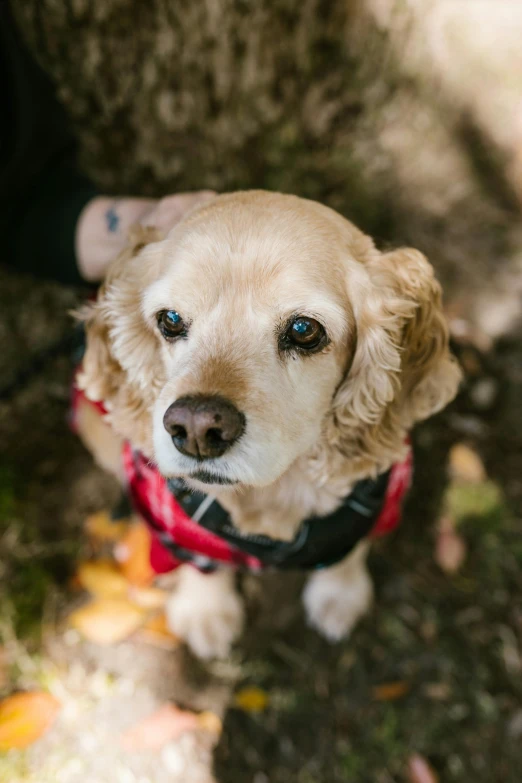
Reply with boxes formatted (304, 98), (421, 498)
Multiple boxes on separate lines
(303, 566), (373, 642)
(165, 569), (244, 660)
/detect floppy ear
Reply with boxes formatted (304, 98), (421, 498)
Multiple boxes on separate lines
(77, 225), (164, 452)
(331, 247), (461, 472)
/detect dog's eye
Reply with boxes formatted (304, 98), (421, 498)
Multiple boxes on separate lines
(285, 317), (326, 350)
(157, 310), (186, 339)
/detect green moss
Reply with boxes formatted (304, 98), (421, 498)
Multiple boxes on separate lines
(0, 465), (16, 524)
(444, 480), (508, 532)
(339, 749), (365, 779)
(6, 565), (52, 639)
(0, 466), (56, 640)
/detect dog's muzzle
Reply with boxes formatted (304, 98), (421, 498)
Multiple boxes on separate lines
(163, 394), (245, 460)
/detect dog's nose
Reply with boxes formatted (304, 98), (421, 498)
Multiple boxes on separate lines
(163, 395), (245, 459)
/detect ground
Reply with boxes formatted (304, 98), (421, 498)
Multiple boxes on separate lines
(0, 268), (521, 782)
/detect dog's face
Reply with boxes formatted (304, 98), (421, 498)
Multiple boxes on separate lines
(80, 192), (461, 491)
(146, 198), (359, 488)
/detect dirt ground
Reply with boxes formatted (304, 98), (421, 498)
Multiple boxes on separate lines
(0, 267), (521, 782)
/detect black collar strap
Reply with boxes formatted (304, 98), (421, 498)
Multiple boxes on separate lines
(167, 469), (391, 570)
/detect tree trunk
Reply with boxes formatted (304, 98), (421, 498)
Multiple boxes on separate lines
(12, 0), (522, 338)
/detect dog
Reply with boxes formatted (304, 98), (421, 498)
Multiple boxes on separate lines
(75, 190), (461, 659)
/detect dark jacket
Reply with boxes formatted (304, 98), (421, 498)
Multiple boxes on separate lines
(1, 3), (96, 285)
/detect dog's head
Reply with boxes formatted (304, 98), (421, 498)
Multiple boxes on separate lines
(79, 191), (461, 491)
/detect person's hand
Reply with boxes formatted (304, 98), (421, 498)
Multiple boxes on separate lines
(137, 191), (216, 235)
(76, 191), (216, 282)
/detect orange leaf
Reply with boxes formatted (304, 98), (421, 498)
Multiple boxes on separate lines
(234, 686), (269, 713)
(121, 704), (200, 751)
(372, 681), (410, 702)
(76, 560), (129, 599)
(407, 753), (439, 783)
(68, 598), (145, 645)
(0, 692), (61, 751)
(128, 585), (168, 610)
(85, 511), (129, 542)
(135, 612), (180, 649)
(114, 522), (155, 586)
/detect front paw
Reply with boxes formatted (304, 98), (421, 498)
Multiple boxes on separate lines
(303, 567), (373, 642)
(165, 569), (244, 660)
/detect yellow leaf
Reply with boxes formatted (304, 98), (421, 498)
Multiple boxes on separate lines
(85, 511), (129, 542)
(76, 560), (128, 599)
(0, 692), (61, 751)
(234, 686), (269, 713)
(114, 523), (155, 586)
(68, 598), (145, 645)
(197, 711), (222, 735)
(372, 681), (410, 702)
(448, 444), (486, 483)
(128, 586), (167, 610)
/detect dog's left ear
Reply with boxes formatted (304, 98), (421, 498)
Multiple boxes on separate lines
(331, 247), (461, 470)
(377, 247), (462, 426)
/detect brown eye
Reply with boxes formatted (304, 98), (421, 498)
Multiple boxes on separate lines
(157, 310), (186, 339)
(285, 316), (326, 350)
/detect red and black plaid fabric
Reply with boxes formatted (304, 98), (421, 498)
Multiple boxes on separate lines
(71, 385), (412, 575)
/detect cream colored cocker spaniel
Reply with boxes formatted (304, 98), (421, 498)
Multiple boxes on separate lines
(76, 191), (461, 659)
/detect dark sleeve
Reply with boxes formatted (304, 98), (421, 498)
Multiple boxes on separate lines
(0, 4), (98, 285)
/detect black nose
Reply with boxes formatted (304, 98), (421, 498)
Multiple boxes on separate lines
(163, 395), (245, 459)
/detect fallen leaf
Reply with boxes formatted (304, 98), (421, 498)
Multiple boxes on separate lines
(135, 612), (180, 649)
(197, 711), (222, 735)
(121, 704), (200, 751)
(128, 585), (168, 610)
(435, 520), (467, 573)
(234, 686), (269, 713)
(448, 444), (486, 483)
(407, 753), (439, 783)
(85, 511), (129, 542)
(0, 692), (61, 751)
(445, 480), (503, 523)
(76, 560), (128, 599)
(372, 681), (410, 702)
(115, 522), (155, 586)
(68, 598), (145, 645)
(423, 682), (451, 701)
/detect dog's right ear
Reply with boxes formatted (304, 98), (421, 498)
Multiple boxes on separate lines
(76, 225), (163, 408)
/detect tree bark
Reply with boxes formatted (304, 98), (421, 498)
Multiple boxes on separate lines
(11, 0), (522, 338)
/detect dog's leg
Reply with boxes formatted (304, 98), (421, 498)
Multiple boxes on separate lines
(302, 541), (373, 642)
(165, 565), (245, 660)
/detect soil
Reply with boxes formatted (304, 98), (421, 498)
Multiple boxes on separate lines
(0, 268), (521, 783)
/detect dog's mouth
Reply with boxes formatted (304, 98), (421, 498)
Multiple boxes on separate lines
(189, 469), (238, 486)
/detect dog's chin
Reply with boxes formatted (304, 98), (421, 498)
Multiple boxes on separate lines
(185, 475), (243, 494)
(186, 469), (240, 489)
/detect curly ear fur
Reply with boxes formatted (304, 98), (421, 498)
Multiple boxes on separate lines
(329, 247), (461, 474)
(77, 225), (164, 454)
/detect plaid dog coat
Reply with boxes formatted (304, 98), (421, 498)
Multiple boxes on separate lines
(72, 385), (412, 574)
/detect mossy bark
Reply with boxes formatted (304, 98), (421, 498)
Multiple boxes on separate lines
(11, 0), (522, 335)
